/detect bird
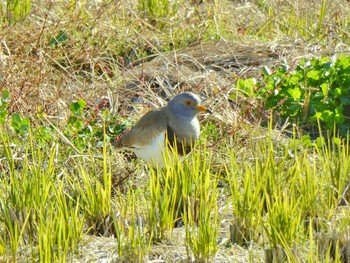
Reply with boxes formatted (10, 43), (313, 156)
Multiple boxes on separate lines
(113, 92), (212, 167)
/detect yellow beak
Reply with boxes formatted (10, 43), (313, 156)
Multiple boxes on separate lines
(196, 105), (213, 114)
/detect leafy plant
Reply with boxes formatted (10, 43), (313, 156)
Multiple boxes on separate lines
(234, 55), (350, 136)
(11, 113), (30, 136)
(64, 99), (121, 149)
(0, 90), (31, 137)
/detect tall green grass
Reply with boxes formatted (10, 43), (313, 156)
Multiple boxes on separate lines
(223, 125), (350, 261)
(0, 130), (83, 261)
(1, 125), (349, 261)
(0, 0), (31, 25)
(147, 143), (219, 261)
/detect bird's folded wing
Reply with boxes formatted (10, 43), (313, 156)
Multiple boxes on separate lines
(115, 108), (168, 149)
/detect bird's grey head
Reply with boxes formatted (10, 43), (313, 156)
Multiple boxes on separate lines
(167, 92), (207, 118)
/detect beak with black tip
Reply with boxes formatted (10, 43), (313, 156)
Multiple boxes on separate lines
(196, 105), (213, 114)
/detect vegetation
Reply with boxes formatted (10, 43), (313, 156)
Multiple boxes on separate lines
(233, 55), (350, 137)
(1, 0), (350, 262)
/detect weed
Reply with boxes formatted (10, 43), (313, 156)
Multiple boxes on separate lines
(233, 56), (350, 136)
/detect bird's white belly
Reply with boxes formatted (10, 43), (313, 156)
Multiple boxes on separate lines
(133, 132), (167, 167)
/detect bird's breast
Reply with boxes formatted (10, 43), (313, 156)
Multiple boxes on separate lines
(172, 117), (200, 140)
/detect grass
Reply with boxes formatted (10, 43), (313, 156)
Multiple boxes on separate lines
(2, 124), (350, 261)
(1, 0), (350, 262)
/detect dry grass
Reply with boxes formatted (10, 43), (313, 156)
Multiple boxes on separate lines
(2, 0), (349, 123)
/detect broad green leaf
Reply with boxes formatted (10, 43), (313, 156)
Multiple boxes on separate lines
(301, 135), (313, 147)
(320, 83), (328, 97)
(49, 30), (68, 46)
(334, 88), (342, 98)
(77, 99), (86, 108)
(236, 78), (257, 97)
(334, 113), (344, 124)
(287, 87), (301, 99)
(22, 118), (30, 126)
(73, 119), (84, 129)
(70, 99), (86, 115)
(11, 113), (22, 124)
(2, 89), (10, 101)
(306, 70), (320, 81)
(336, 55), (350, 70)
(320, 110), (333, 122)
(316, 136), (326, 147)
(335, 105), (343, 114)
(321, 61), (331, 70)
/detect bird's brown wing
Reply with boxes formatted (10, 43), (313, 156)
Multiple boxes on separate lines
(114, 108), (168, 149)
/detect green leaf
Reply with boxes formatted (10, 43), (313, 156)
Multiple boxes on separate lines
(73, 119), (84, 130)
(11, 113), (30, 135)
(36, 126), (54, 142)
(49, 30), (69, 46)
(301, 135), (313, 147)
(0, 112), (7, 124)
(20, 119), (30, 132)
(334, 113), (344, 124)
(316, 136), (326, 147)
(236, 78), (257, 97)
(320, 110), (333, 122)
(70, 102), (80, 113)
(320, 83), (328, 97)
(321, 60), (331, 70)
(11, 112), (22, 124)
(306, 70), (320, 81)
(287, 87), (301, 99)
(334, 88), (342, 98)
(336, 55), (350, 70)
(70, 99), (86, 116)
(2, 89), (10, 101)
(335, 105), (343, 114)
(77, 99), (86, 108)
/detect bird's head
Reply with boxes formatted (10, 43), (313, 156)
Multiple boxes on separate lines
(168, 92), (212, 118)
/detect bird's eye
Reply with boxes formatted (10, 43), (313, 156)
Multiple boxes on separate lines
(185, 100), (192, 106)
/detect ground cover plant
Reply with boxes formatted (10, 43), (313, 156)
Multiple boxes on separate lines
(1, 0), (350, 262)
(233, 55), (350, 138)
